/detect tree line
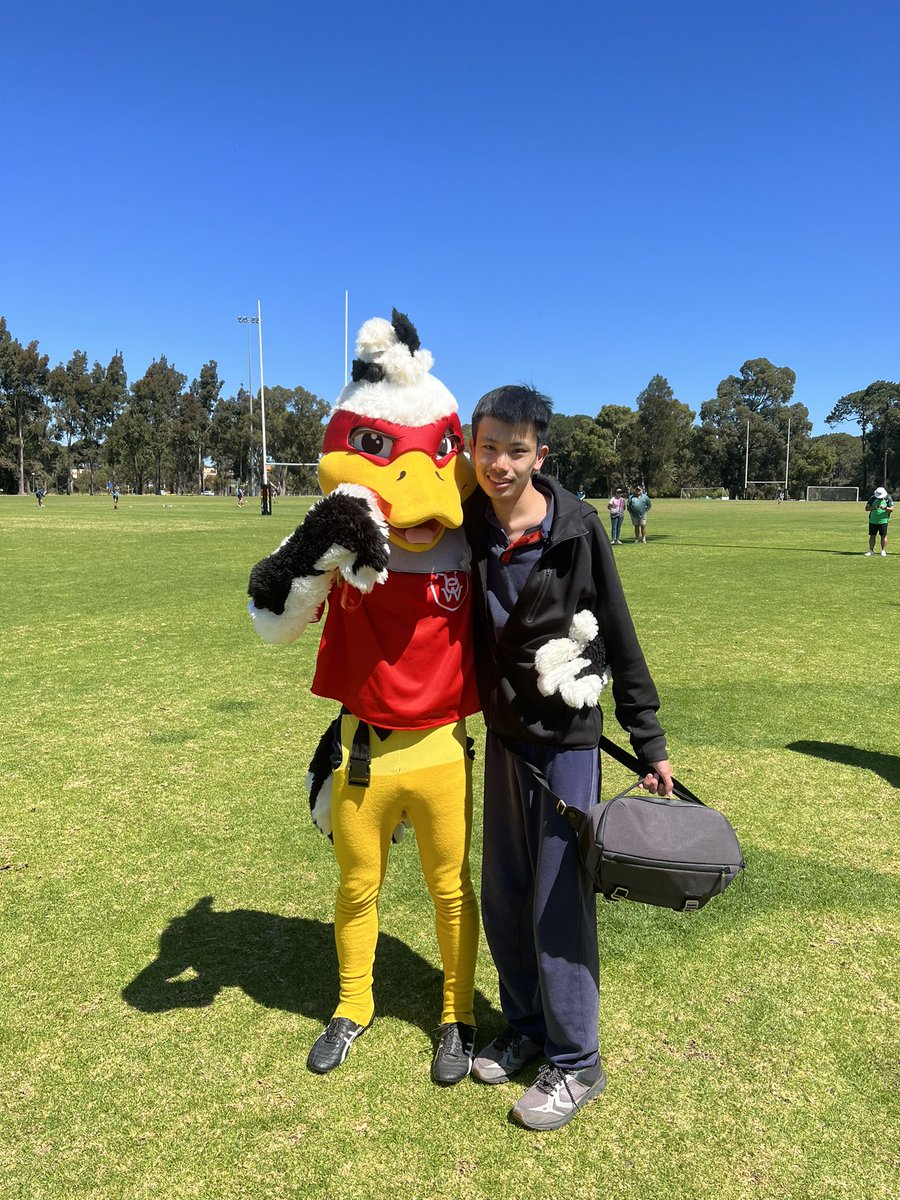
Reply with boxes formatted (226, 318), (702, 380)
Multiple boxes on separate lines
(546, 361), (897, 497)
(0, 317), (329, 496)
(1, 316), (896, 498)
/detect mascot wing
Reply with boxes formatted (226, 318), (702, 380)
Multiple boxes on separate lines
(248, 484), (389, 644)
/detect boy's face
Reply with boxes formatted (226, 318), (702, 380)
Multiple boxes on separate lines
(470, 417), (548, 507)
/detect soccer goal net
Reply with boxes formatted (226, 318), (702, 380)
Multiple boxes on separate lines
(805, 486), (860, 502)
(680, 486), (728, 499)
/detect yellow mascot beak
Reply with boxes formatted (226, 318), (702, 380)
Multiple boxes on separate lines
(319, 450), (476, 553)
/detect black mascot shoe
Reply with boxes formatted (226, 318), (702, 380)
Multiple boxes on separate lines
(431, 1021), (477, 1086)
(307, 1017), (369, 1074)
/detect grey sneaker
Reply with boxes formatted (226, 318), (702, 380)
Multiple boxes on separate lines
(511, 1062), (607, 1130)
(472, 1028), (542, 1085)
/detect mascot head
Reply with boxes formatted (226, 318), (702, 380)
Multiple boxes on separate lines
(318, 309), (476, 553)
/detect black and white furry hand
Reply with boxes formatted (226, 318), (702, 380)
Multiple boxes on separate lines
(248, 485), (389, 614)
(247, 485), (389, 644)
(534, 610), (610, 709)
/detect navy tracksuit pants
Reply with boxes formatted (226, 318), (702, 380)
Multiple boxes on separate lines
(481, 731), (600, 1071)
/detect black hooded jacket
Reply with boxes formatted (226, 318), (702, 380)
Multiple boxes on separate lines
(463, 474), (668, 762)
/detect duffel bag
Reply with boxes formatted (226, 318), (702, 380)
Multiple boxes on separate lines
(524, 735), (744, 913)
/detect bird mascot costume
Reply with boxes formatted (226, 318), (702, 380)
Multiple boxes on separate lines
(247, 311), (480, 1085)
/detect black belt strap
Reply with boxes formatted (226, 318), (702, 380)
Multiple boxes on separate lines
(340, 708), (394, 789)
(347, 721), (372, 787)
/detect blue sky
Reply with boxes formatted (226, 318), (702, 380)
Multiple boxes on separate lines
(2, 0), (897, 434)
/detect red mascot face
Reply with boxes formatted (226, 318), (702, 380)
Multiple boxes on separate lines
(318, 409), (476, 553)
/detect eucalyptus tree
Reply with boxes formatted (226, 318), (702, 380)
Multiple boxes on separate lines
(595, 404), (640, 491)
(827, 381), (899, 490)
(697, 358), (806, 495)
(207, 390), (251, 492)
(47, 349), (91, 493)
(633, 375), (695, 495)
(0, 317), (50, 493)
(130, 356), (187, 493)
(174, 360), (221, 492)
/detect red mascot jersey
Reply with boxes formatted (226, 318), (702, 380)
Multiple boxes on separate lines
(311, 570), (479, 730)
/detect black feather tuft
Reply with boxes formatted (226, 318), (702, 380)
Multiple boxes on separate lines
(351, 359), (385, 383)
(583, 632), (609, 680)
(390, 309), (420, 354)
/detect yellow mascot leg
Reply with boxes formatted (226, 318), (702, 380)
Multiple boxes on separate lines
(330, 716), (478, 1029)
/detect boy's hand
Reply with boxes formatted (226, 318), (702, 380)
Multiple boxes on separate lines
(640, 759), (674, 797)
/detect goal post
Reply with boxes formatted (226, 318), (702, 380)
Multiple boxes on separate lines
(806, 486), (860, 502)
(744, 481), (786, 500)
(679, 486), (728, 499)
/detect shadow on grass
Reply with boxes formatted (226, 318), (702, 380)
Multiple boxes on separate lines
(122, 896), (499, 1033)
(786, 740), (900, 789)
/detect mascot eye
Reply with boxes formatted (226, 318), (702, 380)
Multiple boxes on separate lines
(349, 427), (395, 460)
(436, 431), (462, 458)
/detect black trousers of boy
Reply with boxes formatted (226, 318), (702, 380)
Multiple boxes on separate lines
(481, 731), (600, 1072)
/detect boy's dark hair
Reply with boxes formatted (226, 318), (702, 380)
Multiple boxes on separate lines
(471, 384), (553, 446)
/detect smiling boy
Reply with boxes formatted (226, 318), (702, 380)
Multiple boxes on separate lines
(464, 384), (673, 1130)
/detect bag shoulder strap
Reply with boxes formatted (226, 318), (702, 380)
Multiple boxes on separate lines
(498, 733), (704, 829)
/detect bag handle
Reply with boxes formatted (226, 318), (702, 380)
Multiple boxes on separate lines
(598, 735), (704, 806)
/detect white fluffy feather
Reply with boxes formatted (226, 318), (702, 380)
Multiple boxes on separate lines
(559, 670), (609, 709)
(249, 571), (332, 645)
(308, 770), (333, 838)
(355, 317), (396, 356)
(568, 609), (598, 647)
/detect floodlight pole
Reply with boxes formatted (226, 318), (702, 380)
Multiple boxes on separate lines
(237, 307), (270, 514)
(237, 315), (257, 495)
(744, 418), (750, 494)
(257, 300), (268, 485)
(344, 290), (349, 387)
(784, 416), (792, 494)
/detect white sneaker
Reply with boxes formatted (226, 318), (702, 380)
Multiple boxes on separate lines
(881, 550), (887, 557)
(865, 551), (874, 556)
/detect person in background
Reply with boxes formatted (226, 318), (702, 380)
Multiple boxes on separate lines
(864, 486), (893, 556)
(575, 483), (586, 501)
(627, 484), (651, 543)
(607, 488), (625, 544)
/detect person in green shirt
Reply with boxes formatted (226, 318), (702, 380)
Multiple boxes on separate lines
(864, 487), (893, 556)
(626, 484), (652, 543)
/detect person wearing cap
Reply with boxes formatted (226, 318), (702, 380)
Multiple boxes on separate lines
(626, 484), (651, 543)
(864, 486), (893, 556)
(607, 487), (626, 544)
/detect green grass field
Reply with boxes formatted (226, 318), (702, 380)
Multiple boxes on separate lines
(1, 494), (896, 1200)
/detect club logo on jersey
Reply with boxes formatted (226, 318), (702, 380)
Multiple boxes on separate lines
(429, 571), (469, 612)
